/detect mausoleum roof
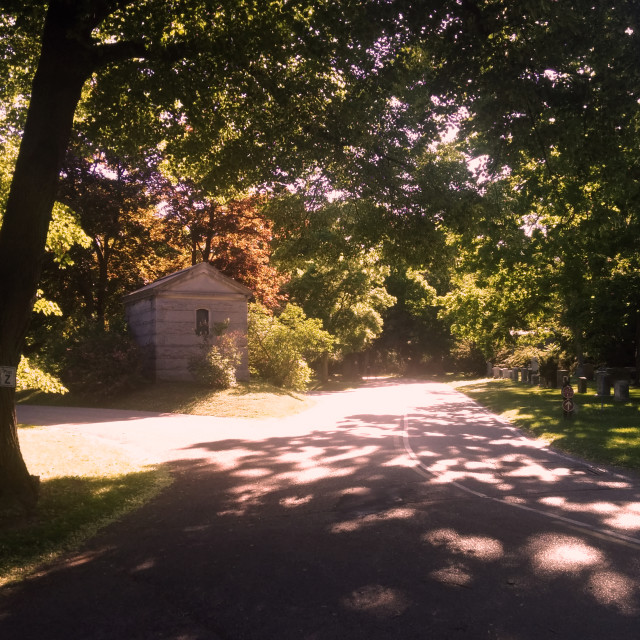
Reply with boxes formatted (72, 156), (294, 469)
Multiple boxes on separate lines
(123, 262), (253, 303)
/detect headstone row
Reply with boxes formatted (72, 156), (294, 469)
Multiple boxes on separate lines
(486, 360), (631, 401)
(487, 362), (535, 384)
(596, 369), (630, 401)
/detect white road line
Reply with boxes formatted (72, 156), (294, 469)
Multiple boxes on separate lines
(401, 415), (640, 549)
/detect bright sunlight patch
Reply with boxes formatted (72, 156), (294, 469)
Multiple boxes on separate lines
(0, 427), (171, 587)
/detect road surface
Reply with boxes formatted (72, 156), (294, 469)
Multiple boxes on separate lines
(3, 379), (640, 639)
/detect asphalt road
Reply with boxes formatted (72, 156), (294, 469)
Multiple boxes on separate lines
(3, 379), (640, 639)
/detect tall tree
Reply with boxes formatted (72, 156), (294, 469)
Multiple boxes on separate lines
(55, 152), (171, 326)
(162, 186), (287, 309)
(269, 194), (396, 369)
(422, 1), (640, 367)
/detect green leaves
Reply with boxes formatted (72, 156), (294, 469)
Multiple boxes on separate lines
(283, 248), (395, 354)
(45, 203), (91, 266)
(248, 303), (333, 389)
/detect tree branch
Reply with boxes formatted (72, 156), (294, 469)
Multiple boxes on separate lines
(92, 39), (149, 68)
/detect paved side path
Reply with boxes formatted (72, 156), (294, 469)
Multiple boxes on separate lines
(3, 380), (640, 639)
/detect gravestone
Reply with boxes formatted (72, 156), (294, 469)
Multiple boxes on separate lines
(512, 368), (520, 382)
(577, 377), (587, 393)
(557, 369), (569, 389)
(595, 370), (611, 397)
(614, 380), (630, 402)
(531, 357), (539, 373)
(562, 382), (575, 419)
(493, 366), (500, 378)
(583, 363), (595, 380)
(531, 373), (540, 386)
(486, 361), (493, 377)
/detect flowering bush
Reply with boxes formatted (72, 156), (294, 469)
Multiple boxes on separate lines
(188, 331), (243, 389)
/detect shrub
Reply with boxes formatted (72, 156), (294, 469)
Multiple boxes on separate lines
(17, 356), (68, 394)
(188, 331), (243, 389)
(62, 324), (146, 398)
(248, 303), (333, 390)
(448, 340), (487, 375)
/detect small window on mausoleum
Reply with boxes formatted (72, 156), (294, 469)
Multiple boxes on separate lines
(196, 308), (209, 336)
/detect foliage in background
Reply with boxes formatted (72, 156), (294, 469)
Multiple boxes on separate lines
(446, 340), (487, 376)
(53, 151), (176, 327)
(436, 1), (640, 370)
(269, 195), (397, 357)
(61, 324), (147, 398)
(248, 303), (333, 390)
(45, 202), (92, 266)
(162, 187), (288, 309)
(285, 251), (395, 356)
(372, 267), (452, 374)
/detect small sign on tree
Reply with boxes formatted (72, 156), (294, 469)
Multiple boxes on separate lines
(0, 366), (17, 388)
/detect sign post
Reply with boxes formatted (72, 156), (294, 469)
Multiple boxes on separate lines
(562, 382), (574, 419)
(0, 366), (17, 388)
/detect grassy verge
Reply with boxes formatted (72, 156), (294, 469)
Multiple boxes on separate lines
(17, 380), (314, 419)
(0, 427), (171, 587)
(453, 378), (640, 470)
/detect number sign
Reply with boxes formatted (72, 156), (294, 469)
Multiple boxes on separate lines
(0, 366), (16, 388)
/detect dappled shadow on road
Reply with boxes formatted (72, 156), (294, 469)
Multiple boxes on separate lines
(458, 379), (640, 468)
(2, 382), (640, 640)
(405, 397), (640, 541)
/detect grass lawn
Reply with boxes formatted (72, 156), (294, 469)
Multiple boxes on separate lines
(4, 378), (327, 585)
(5, 379), (319, 586)
(17, 379), (315, 419)
(0, 427), (171, 587)
(4, 372), (360, 587)
(453, 377), (640, 470)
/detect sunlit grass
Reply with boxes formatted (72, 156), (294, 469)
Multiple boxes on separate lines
(453, 378), (640, 470)
(17, 380), (315, 419)
(0, 427), (171, 587)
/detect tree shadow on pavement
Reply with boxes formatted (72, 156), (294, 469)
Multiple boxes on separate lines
(2, 387), (640, 640)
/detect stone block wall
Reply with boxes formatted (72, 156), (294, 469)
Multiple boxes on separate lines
(154, 294), (249, 382)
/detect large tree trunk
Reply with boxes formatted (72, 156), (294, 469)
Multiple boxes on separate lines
(0, 4), (95, 509)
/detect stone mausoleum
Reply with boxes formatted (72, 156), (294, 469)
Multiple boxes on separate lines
(124, 262), (252, 382)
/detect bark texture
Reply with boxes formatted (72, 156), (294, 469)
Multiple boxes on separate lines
(0, 2), (102, 508)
